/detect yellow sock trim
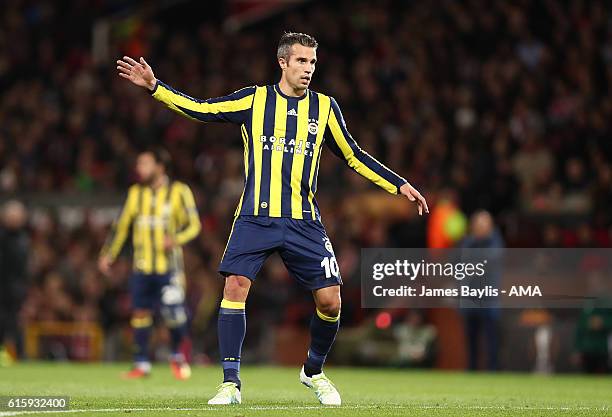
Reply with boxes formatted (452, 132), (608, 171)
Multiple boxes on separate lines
(316, 309), (340, 323)
(131, 315), (153, 328)
(220, 299), (246, 309)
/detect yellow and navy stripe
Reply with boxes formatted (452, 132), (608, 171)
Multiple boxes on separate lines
(151, 81), (255, 124)
(219, 299), (246, 314)
(101, 180), (201, 274)
(151, 81), (407, 220)
(316, 308), (340, 323)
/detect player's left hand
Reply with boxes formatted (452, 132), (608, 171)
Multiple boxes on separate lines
(164, 236), (176, 250)
(400, 182), (429, 216)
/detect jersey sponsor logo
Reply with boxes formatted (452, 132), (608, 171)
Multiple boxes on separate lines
(287, 108), (298, 116)
(136, 216), (169, 227)
(259, 135), (315, 157)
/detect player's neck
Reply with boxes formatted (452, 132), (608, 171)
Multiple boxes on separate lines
(277, 79), (306, 98)
(151, 174), (168, 190)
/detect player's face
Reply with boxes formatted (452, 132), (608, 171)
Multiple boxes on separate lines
(136, 153), (160, 184)
(471, 212), (493, 239)
(280, 44), (317, 92)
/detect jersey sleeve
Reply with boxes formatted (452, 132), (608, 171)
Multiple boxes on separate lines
(100, 186), (138, 261)
(151, 81), (255, 124)
(174, 183), (201, 246)
(324, 97), (407, 194)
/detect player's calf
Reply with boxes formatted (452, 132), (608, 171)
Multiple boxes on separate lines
(213, 275), (251, 393)
(124, 309), (153, 379)
(304, 285), (341, 377)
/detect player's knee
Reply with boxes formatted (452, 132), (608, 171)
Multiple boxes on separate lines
(315, 285), (341, 317)
(223, 275), (251, 301)
(316, 293), (341, 318)
(317, 302), (340, 318)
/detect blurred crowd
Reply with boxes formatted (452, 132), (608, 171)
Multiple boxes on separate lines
(1, 0), (612, 369)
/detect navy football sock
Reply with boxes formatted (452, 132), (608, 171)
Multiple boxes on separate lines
(218, 299), (246, 389)
(169, 324), (187, 357)
(304, 309), (340, 377)
(131, 315), (153, 364)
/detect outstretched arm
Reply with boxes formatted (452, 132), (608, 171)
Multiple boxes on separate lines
(117, 56), (254, 124)
(325, 97), (429, 215)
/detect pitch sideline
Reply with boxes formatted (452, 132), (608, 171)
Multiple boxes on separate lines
(0, 404), (610, 416)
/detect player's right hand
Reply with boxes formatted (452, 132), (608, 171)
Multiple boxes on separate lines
(98, 255), (113, 277)
(117, 56), (157, 91)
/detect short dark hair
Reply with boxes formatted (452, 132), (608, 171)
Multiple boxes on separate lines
(141, 147), (172, 173)
(277, 32), (318, 61)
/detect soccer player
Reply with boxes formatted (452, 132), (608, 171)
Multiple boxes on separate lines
(98, 148), (201, 380)
(117, 32), (428, 405)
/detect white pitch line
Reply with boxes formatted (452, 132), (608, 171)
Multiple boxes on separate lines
(0, 404), (609, 416)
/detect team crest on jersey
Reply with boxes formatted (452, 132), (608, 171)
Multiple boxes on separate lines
(323, 237), (334, 254)
(308, 118), (319, 135)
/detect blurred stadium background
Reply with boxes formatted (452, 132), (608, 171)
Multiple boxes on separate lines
(1, 0), (611, 378)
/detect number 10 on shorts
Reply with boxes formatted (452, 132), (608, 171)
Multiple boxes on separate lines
(321, 256), (339, 278)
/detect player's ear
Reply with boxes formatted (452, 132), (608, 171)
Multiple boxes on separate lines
(278, 56), (287, 70)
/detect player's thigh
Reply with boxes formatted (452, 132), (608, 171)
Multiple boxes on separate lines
(129, 272), (157, 310)
(219, 216), (281, 281)
(280, 219), (342, 290)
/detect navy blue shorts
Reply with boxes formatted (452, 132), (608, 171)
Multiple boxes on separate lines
(129, 272), (184, 310)
(218, 216), (342, 290)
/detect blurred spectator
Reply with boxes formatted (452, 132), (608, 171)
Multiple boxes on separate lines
(332, 310), (437, 367)
(460, 210), (504, 371)
(427, 191), (467, 248)
(393, 310), (437, 367)
(574, 272), (612, 373)
(0, 200), (30, 363)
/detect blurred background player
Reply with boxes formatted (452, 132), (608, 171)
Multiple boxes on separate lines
(98, 148), (201, 379)
(0, 200), (29, 366)
(116, 32), (428, 405)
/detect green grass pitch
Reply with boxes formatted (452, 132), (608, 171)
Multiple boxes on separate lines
(0, 363), (610, 416)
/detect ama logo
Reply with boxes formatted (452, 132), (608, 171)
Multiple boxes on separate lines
(508, 286), (542, 296)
